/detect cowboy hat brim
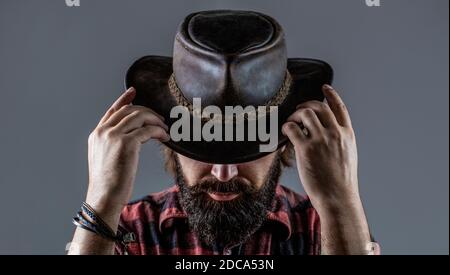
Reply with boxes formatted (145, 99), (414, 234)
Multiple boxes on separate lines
(125, 55), (333, 164)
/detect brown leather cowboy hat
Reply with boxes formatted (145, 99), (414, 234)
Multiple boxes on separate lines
(125, 10), (333, 164)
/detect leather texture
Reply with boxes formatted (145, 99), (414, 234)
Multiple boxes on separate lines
(173, 10), (286, 108)
(125, 10), (333, 164)
(188, 10), (274, 54)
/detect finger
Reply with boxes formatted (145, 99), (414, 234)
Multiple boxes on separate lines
(114, 110), (169, 134)
(104, 105), (165, 128)
(128, 125), (170, 144)
(322, 85), (352, 127)
(98, 87), (136, 126)
(287, 108), (323, 137)
(282, 122), (307, 148)
(296, 100), (339, 129)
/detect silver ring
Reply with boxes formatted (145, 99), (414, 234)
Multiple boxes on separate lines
(298, 122), (309, 137)
(301, 127), (309, 136)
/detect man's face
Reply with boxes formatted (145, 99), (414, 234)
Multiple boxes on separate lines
(175, 150), (282, 247)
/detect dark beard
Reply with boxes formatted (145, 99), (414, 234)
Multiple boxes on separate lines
(175, 154), (281, 247)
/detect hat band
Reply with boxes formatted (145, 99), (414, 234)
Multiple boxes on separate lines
(168, 71), (292, 116)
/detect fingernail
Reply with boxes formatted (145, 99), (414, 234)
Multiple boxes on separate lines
(164, 133), (171, 142)
(323, 84), (333, 91)
(281, 122), (293, 136)
(281, 124), (287, 136)
(127, 87), (135, 93)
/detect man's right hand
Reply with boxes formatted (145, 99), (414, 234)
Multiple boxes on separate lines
(85, 87), (169, 230)
(69, 87), (169, 254)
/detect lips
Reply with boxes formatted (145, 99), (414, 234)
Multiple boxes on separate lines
(207, 192), (240, 201)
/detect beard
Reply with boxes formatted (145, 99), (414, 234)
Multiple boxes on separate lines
(175, 154), (282, 247)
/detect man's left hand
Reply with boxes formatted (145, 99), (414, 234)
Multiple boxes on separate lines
(282, 84), (374, 255)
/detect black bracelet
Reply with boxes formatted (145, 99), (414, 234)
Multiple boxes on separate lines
(72, 214), (97, 235)
(75, 211), (119, 241)
(72, 203), (122, 242)
(80, 202), (118, 238)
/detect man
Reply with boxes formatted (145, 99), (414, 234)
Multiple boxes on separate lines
(69, 10), (378, 255)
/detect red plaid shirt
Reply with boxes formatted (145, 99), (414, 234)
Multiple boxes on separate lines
(115, 184), (324, 255)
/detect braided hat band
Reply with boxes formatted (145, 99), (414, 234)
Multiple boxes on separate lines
(168, 71), (292, 122)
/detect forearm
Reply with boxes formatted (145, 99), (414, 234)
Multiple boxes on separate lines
(316, 196), (372, 255)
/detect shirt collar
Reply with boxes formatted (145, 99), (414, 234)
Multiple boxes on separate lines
(159, 184), (293, 240)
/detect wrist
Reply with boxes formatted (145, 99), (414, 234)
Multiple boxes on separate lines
(85, 194), (125, 231)
(308, 182), (362, 215)
(313, 192), (364, 218)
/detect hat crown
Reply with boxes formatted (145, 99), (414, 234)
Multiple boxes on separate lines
(173, 10), (287, 108)
(187, 10), (274, 54)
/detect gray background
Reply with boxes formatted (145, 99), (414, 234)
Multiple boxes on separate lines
(0, 0), (448, 255)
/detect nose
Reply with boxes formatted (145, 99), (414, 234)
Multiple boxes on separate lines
(211, 164), (238, 182)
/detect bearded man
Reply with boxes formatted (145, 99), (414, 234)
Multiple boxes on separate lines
(68, 10), (379, 255)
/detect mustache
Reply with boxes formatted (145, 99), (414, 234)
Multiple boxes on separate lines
(187, 177), (257, 195)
